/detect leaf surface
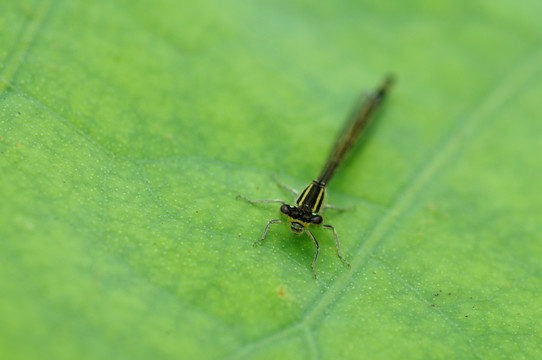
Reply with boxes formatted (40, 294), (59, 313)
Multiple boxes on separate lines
(1, 1), (541, 359)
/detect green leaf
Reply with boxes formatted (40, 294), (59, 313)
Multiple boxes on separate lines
(1, 0), (541, 359)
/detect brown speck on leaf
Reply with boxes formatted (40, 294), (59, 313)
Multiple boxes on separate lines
(434, 293), (439, 296)
(465, 315), (469, 318)
(277, 285), (285, 297)
(431, 304), (435, 307)
(448, 292), (451, 295)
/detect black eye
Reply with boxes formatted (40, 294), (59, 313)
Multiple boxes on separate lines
(310, 215), (323, 224)
(280, 204), (291, 215)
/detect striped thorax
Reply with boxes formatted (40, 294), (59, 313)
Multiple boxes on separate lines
(280, 181), (326, 234)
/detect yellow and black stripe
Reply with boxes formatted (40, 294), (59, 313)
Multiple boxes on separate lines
(240, 76), (393, 277)
(296, 181), (326, 214)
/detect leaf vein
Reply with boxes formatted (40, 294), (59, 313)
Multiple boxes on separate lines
(239, 46), (542, 356)
(371, 256), (485, 359)
(302, 46), (542, 326)
(0, 0), (56, 95)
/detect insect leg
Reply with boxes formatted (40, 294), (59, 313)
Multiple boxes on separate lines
(323, 224), (351, 267)
(271, 175), (299, 196)
(237, 195), (285, 205)
(253, 219), (281, 246)
(305, 229), (320, 278)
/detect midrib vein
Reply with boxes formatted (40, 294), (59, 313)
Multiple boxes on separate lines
(303, 47), (542, 326)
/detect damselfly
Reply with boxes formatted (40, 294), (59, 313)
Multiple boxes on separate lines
(239, 76), (393, 277)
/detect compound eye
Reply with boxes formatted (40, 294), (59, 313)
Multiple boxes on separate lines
(310, 215), (323, 224)
(280, 204), (291, 215)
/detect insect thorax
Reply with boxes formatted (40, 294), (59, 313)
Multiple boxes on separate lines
(296, 181), (326, 213)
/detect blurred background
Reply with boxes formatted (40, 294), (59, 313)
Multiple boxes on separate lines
(1, 0), (541, 359)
